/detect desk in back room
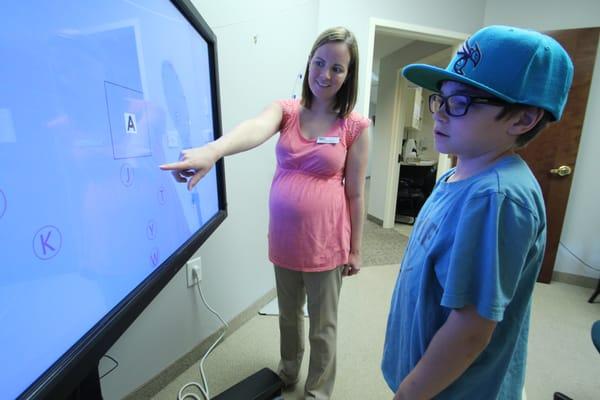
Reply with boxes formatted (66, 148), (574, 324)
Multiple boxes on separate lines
(395, 160), (437, 225)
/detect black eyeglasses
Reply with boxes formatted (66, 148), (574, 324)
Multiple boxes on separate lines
(428, 93), (507, 117)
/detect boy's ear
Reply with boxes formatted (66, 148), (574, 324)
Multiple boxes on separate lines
(507, 107), (544, 136)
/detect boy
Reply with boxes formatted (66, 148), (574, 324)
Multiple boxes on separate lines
(381, 25), (573, 399)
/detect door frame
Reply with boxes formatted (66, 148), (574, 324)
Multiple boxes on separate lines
(363, 18), (467, 228)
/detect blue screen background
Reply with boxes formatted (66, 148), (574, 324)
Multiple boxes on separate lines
(0, 1), (220, 397)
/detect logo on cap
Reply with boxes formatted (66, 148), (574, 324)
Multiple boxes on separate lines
(453, 38), (481, 75)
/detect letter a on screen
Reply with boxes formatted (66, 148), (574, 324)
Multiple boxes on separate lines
(124, 112), (137, 134)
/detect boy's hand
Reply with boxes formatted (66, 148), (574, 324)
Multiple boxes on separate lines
(395, 305), (496, 399)
(160, 144), (219, 190)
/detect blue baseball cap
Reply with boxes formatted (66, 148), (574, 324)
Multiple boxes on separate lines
(403, 25), (574, 120)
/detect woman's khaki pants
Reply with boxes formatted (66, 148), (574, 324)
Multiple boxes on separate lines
(274, 265), (343, 400)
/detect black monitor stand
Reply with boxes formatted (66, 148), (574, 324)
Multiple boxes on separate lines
(66, 367), (103, 400)
(213, 368), (283, 400)
(61, 364), (281, 400)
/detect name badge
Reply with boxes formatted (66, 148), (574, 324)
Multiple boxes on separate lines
(316, 136), (340, 144)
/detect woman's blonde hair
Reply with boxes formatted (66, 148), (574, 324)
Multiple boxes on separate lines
(301, 27), (359, 118)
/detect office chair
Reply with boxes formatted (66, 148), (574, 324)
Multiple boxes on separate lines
(552, 320), (600, 400)
(395, 177), (425, 225)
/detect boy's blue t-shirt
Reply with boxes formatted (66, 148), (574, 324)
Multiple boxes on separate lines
(381, 155), (546, 399)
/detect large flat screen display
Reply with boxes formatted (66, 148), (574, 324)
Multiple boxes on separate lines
(0, 1), (226, 398)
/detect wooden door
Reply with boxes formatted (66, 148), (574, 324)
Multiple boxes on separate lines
(517, 28), (599, 283)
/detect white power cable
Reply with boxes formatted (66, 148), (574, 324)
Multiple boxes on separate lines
(178, 269), (229, 400)
(559, 241), (600, 273)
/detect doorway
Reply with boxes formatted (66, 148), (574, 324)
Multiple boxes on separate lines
(362, 19), (466, 228)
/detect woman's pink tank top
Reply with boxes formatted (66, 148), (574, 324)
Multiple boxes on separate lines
(268, 99), (370, 271)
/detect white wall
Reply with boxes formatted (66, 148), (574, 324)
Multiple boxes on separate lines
(484, 0), (600, 279)
(100, 1), (318, 398)
(557, 43), (600, 278)
(484, 0), (600, 31)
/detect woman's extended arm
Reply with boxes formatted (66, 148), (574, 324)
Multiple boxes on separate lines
(160, 101), (283, 190)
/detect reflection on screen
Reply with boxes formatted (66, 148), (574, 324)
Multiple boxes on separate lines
(0, 1), (219, 397)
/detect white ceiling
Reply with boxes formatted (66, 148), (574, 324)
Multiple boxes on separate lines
(373, 30), (414, 60)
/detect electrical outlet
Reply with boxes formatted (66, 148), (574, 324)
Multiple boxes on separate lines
(186, 256), (202, 287)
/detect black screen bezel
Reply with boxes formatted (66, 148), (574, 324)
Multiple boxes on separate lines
(18, 1), (227, 398)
